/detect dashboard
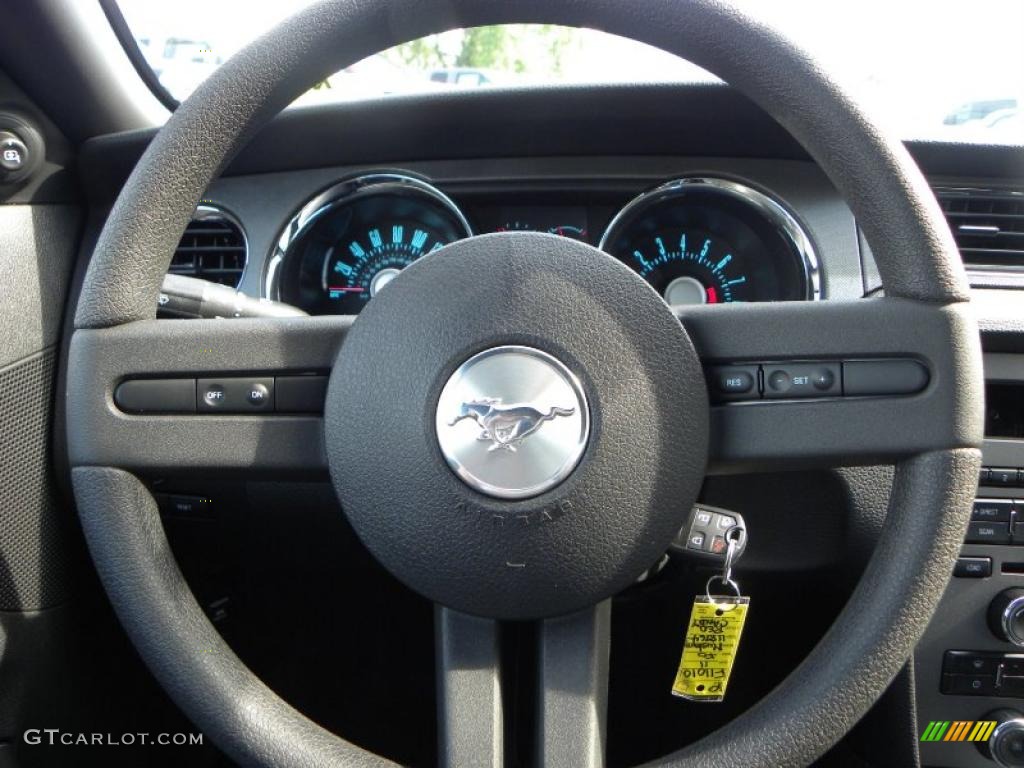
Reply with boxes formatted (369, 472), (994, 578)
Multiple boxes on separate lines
(263, 171), (819, 315)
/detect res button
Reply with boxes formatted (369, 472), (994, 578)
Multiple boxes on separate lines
(709, 366), (759, 402)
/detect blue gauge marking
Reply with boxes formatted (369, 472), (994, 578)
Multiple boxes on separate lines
(630, 229), (748, 304)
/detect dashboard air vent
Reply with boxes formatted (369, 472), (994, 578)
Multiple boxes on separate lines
(935, 187), (1024, 281)
(169, 206), (247, 288)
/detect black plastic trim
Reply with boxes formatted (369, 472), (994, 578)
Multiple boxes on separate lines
(97, 0), (179, 112)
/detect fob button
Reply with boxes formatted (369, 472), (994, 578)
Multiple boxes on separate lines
(688, 532), (705, 550)
(715, 514), (736, 531)
(709, 536), (727, 554)
(696, 510), (712, 526)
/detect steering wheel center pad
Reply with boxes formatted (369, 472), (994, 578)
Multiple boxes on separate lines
(326, 233), (708, 619)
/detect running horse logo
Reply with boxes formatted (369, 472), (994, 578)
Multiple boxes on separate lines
(448, 398), (576, 452)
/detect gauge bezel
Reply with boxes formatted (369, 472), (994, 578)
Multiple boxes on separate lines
(262, 172), (472, 303)
(598, 176), (821, 302)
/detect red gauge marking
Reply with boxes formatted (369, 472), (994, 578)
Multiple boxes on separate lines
(706, 286), (720, 304)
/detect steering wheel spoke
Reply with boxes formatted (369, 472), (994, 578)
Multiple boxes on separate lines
(676, 297), (981, 471)
(435, 607), (504, 768)
(66, 316), (349, 473)
(537, 601), (612, 768)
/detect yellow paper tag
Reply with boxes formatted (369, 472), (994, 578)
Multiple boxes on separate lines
(671, 595), (749, 702)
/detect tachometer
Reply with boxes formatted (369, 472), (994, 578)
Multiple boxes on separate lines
(599, 177), (819, 305)
(266, 174), (471, 314)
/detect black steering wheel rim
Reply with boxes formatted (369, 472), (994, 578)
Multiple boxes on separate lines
(67, 1), (984, 766)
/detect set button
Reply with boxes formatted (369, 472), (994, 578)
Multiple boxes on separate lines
(764, 363), (840, 399)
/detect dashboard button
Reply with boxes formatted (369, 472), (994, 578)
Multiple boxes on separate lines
(990, 468), (1018, 486)
(0, 133), (27, 172)
(954, 557), (993, 578)
(944, 651), (999, 675)
(967, 522), (1012, 545)
(975, 499), (1015, 523)
(942, 673), (997, 696)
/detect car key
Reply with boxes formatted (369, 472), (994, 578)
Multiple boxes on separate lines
(671, 521), (750, 702)
(669, 504), (748, 563)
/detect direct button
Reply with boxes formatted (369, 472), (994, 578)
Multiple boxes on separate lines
(974, 499), (1015, 523)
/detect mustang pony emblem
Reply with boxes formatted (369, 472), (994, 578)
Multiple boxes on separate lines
(449, 399), (576, 452)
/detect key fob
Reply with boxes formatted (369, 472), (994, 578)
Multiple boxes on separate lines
(670, 504), (747, 563)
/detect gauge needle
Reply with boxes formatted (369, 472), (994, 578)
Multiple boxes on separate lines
(328, 286), (365, 292)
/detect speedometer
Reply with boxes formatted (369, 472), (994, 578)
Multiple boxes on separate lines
(266, 174), (471, 315)
(599, 177), (819, 304)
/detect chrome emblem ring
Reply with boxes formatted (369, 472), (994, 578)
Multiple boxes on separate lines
(436, 346), (590, 499)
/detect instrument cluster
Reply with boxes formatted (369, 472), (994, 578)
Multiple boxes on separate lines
(264, 173), (820, 314)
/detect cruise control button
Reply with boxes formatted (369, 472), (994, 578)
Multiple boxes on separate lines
(247, 383), (270, 407)
(764, 363), (841, 399)
(197, 377), (275, 413)
(201, 383), (226, 409)
(708, 366), (759, 402)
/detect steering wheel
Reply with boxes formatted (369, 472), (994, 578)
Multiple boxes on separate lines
(67, 1), (984, 765)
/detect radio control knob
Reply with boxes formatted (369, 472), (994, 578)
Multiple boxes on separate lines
(979, 709), (1024, 767)
(989, 589), (1024, 646)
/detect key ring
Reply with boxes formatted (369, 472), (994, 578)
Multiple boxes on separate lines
(705, 524), (746, 608)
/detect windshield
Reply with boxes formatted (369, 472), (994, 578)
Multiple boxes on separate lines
(115, 0), (1023, 143)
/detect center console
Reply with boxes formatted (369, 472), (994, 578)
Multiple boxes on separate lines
(917, 354), (1024, 767)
